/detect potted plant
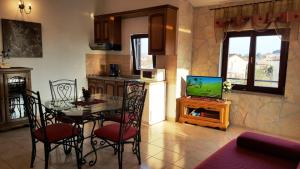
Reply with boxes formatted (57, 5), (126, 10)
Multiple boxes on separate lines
(223, 80), (233, 101)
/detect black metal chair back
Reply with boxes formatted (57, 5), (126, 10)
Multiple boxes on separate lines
(23, 90), (54, 143)
(49, 79), (77, 101)
(23, 90), (82, 169)
(119, 81), (146, 141)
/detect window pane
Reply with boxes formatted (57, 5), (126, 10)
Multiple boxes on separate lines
(227, 37), (250, 85)
(254, 35), (281, 88)
(140, 38), (153, 69)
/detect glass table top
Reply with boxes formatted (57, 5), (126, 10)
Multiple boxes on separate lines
(44, 94), (123, 116)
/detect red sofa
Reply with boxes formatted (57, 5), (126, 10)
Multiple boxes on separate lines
(195, 132), (300, 169)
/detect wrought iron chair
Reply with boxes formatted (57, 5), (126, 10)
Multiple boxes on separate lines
(88, 81), (147, 169)
(49, 79), (77, 101)
(101, 81), (146, 126)
(23, 90), (82, 169)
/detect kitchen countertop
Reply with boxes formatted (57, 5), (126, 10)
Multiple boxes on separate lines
(87, 75), (165, 84)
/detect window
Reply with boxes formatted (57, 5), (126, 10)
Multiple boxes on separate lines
(131, 34), (156, 75)
(221, 30), (289, 95)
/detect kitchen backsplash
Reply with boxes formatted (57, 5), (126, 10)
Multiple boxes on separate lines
(86, 53), (132, 76)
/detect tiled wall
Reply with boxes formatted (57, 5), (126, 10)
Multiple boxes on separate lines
(192, 7), (300, 140)
(86, 54), (132, 76)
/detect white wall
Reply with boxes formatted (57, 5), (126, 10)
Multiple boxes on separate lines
(109, 16), (148, 55)
(0, 0), (96, 100)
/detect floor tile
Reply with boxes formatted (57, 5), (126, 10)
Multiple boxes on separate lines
(0, 121), (285, 169)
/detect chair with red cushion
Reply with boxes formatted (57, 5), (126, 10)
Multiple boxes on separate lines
(23, 90), (82, 169)
(89, 81), (147, 169)
(100, 81), (145, 126)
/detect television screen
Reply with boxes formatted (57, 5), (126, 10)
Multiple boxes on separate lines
(186, 76), (223, 99)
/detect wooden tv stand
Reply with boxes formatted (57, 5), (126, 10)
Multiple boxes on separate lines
(177, 97), (231, 130)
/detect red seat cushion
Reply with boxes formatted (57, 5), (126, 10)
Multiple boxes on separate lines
(34, 123), (80, 143)
(94, 123), (137, 142)
(105, 113), (134, 123)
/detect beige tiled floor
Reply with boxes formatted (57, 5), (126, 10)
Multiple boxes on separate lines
(0, 122), (252, 169)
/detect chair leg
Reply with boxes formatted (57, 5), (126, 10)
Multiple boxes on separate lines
(63, 140), (72, 155)
(74, 138), (82, 169)
(117, 144), (124, 169)
(44, 144), (50, 169)
(136, 141), (141, 164)
(133, 136), (141, 164)
(30, 139), (36, 168)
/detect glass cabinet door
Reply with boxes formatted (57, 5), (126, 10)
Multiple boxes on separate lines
(5, 74), (28, 121)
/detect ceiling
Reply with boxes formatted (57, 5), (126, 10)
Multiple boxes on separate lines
(188, 0), (251, 7)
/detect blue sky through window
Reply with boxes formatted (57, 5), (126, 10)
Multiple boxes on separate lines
(229, 35), (281, 55)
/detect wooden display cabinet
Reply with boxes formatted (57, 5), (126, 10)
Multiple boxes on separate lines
(177, 97), (231, 130)
(0, 67), (32, 131)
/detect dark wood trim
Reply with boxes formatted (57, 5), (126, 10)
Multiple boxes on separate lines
(96, 5), (178, 19)
(221, 29), (289, 95)
(0, 67), (33, 72)
(248, 31), (255, 90)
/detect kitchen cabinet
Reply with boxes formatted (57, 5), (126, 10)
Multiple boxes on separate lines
(87, 77), (127, 97)
(87, 79), (104, 94)
(0, 67), (32, 131)
(116, 82), (124, 97)
(104, 80), (116, 96)
(94, 15), (121, 50)
(149, 7), (177, 55)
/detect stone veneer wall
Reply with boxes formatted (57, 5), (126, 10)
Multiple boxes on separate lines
(192, 7), (300, 140)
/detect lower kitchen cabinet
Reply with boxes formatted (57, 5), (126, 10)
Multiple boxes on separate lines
(104, 80), (116, 96)
(87, 79), (105, 94)
(87, 77), (124, 97)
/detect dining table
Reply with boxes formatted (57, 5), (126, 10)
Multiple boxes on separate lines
(44, 94), (123, 164)
(44, 94), (123, 116)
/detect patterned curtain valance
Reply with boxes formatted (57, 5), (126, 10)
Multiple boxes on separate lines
(213, 0), (300, 41)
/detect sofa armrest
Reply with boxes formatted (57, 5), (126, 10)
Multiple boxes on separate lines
(237, 132), (300, 162)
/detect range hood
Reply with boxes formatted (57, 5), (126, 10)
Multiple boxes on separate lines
(89, 42), (121, 51)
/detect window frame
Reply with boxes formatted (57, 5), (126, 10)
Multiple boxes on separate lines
(131, 34), (156, 75)
(221, 29), (289, 95)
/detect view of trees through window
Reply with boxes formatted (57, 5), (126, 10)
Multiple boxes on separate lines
(227, 35), (281, 88)
(254, 35), (281, 88)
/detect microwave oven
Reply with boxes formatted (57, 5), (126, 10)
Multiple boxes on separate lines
(140, 69), (165, 81)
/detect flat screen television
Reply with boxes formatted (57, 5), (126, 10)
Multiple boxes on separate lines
(186, 76), (223, 99)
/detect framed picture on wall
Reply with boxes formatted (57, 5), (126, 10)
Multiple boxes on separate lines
(1, 19), (42, 58)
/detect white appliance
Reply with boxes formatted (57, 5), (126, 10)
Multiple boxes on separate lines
(140, 69), (165, 81)
(142, 81), (166, 125)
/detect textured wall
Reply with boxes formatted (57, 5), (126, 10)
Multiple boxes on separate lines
(192, 7), (300, 140)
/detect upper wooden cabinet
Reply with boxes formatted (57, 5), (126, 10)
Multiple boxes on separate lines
(94, 15), (121, 50)
(149, 7), (177, 55)
(94, 5), (177, 54)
